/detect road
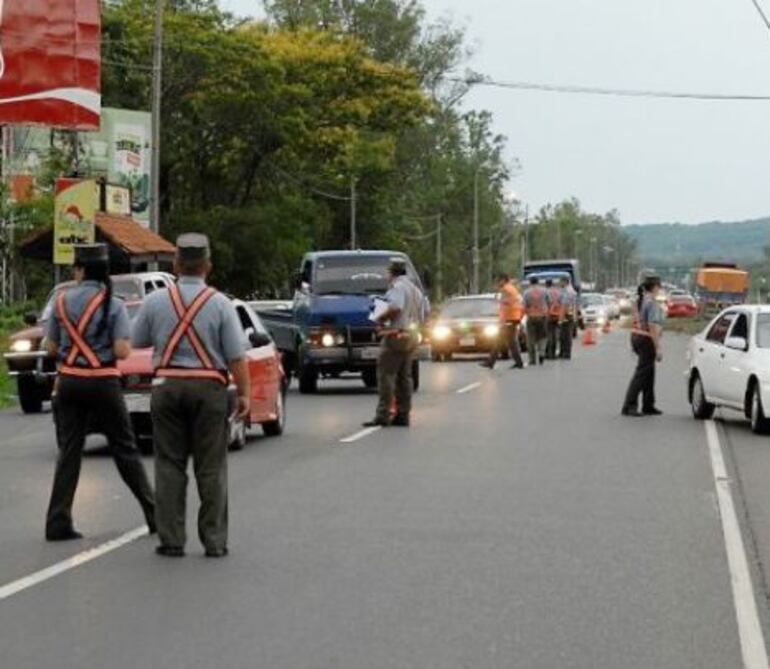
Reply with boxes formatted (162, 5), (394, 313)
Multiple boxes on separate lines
(1, 328), (769, 668)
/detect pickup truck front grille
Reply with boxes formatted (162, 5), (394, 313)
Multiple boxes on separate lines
(348, 327), (378, 346)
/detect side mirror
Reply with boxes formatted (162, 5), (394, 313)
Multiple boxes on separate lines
(725, 336), (748, 352)
(249, 331), (272, 348)
(24, 311), (38, 326)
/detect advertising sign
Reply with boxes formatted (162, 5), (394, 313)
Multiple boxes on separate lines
(105, 184), (132, 216)
(53, 179), (98, 265)
(0, 0), (101, 129)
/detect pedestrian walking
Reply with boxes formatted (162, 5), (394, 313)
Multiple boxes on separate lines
(363, 258), (427, 427)
(545, 278), (561, 359)
(131, 233), (250, 557)
(45, 244), (155, 541)
(622, 276), (665, 417)
(558, 277), (577, 360)
(480, 273), (524, 370)
(523, 276), (548, 365)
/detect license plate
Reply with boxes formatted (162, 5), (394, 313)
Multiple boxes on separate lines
(360, 347), (380, 360)
(125, 393), (150, 414)
(460, 336), (476, 347)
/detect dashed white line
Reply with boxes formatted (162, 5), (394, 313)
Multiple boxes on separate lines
(339, 426), (382, 444)
(0, 526), (149, 602)
(705, 420), (769, 669)
(456, 382), (482, 395)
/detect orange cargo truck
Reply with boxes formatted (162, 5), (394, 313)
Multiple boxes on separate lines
(694, 263), (749, 309)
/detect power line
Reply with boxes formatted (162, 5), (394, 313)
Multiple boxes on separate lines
(749, 0), (770, 34)
(450, 76), (770, 102)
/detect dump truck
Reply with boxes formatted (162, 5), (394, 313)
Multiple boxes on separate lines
(694, 263), (749, 309)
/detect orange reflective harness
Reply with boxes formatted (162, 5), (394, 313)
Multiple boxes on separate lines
(56, 290), (121, 379)
(547, 288), (562, 319)
(525, 287), (547, 318)
(156, 285), (228, 385)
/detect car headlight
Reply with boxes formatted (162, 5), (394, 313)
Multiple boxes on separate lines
(483, 324), (500, 338)
(321, 333), (342, 348)
(10, 339), (33, 353)
(432, 325), (451, 341)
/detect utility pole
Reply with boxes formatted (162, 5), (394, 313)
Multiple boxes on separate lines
(435, 214), (443, 302)
(472, 166), (482, 293)
(150, 0), (164, 237)
(350, 177), (357, 250)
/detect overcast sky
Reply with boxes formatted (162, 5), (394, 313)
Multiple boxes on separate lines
(220, 0), (770, 225)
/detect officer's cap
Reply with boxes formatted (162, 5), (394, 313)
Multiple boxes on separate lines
(73, 243), (108, 265)
(176, 233), (211, 262)
(388, 257), (408, 275)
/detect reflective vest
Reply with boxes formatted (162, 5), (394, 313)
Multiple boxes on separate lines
(547, 288), (562, 319)
(56, 290), (121, 379)
(156, 285), (228, 384)
(525, 287), (547, 318)
(499, 282), (524, 322)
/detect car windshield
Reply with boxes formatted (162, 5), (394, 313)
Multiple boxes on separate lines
(112, 278), (143, 302)
(314, 256), (413, 295)
(757, 314), (770, 348)
(440, 299), (498, 319)
(582, 294), (603, 307)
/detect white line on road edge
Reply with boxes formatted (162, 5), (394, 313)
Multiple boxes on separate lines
(339, 426), (381, 444)
(0, 526), (148, 602)
(705, 420), (769, 669)
(456, 382), (482, 395)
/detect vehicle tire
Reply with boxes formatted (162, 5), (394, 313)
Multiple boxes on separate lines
(691, 373), (715, 420)
(228, 418), (247, 451)
(431, 351), (442, 362)
(18, 376), (44, 414)
(263, 388), (286, 437)
(136, 437), (154, 456)
(444, 351), (453, 362)
(750, 384), (770, 435)
(298, 365), (318, 394)
(362, 368), (378, 388)
(412, 360), (420, 392)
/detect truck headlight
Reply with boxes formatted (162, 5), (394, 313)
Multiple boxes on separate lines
(432, 325), (451, 341)
(10, 339), (33, 353)
(483, 324), (500, 338)
(321, 333), (336, 348)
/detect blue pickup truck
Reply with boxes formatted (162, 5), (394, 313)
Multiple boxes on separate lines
(256, 250), (424, 394)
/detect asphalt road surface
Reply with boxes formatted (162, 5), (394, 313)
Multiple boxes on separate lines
(1, 328), (769, 668)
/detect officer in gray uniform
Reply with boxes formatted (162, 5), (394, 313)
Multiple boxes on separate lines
(132, 234), (250, 557)
(363, 258), (426, 427)
(45, 244), (155, 541)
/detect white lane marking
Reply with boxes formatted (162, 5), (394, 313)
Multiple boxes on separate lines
(705, 420), (769, 669)
(456, 382), (482, 395)
(0, 526), (148, 602)
(339, 426), (381, 444)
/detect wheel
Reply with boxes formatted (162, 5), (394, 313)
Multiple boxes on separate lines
(362, 367), (378, 388)
(18, 376), (44, 414)
(444, 351), (452, 362)
(263, 388), (286, 437)
(228, 417), (247, 451)
(298, 365), (318, 394)
(431, 351), (442, 362)
(750, 384), (770, 434)
(691, 373), (715, 420)
(412, 360), (420, 392)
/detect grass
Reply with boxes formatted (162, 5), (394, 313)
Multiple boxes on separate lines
(0, 302), (37, 409)
(662, 317), (710, 337)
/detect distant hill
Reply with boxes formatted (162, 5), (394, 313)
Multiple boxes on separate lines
(624, 218), (770, 268)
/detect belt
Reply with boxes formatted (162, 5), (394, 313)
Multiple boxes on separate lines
(155, 367), (229, 384)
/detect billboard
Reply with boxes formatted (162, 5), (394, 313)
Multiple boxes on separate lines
(53, 178), (97, 265)
(0, 0), (101, 129)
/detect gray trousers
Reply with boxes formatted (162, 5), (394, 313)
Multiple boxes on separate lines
(151, 379), (229, 551)
(376, 336), (417, 421)
(546, 318), (559, 359)
(526, 317), (547, 364)
(47, 376), (155, 535)
(559, 318), (575, 359)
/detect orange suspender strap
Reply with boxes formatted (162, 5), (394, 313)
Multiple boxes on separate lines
(156, 285), (225, 384)
(55, 291), (121, 378)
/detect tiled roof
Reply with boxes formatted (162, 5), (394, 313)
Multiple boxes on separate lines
(95, 214), (175, 255)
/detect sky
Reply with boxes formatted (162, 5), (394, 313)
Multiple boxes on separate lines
(219, 0), (770, 225)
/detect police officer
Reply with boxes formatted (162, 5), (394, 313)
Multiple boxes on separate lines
(131, 234), (250, 557)
(558, 276), (577, 360)
(622, 276), (664, 417)
(363, 258), (426, 427)
(45, 244), (155, 541)
(480, 273), (524, 370)
(545, 278), (562, 359)
(523, 276), (549, 365)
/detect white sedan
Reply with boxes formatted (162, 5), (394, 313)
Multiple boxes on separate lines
(687, 305), (770, 433)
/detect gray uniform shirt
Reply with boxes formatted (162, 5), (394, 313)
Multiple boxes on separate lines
(384, 276), (427, 330)
(131, 276), (246, 370)
(640, 297), (665, 329)
(45, 280), (130, 366)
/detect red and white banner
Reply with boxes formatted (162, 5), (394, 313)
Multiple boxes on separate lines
(0, 0), (101, 130)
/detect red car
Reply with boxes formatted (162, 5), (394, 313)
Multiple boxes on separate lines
(667, 294), (698, 318)
(119, 299), (287, 453)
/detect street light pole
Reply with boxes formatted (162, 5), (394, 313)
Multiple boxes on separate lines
(350, 177), (357, 250)
(472, 166), (481, 293)
(436, 214), (443, 302)
(150, 0), (164, 236)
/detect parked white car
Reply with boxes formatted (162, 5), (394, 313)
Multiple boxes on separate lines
(581, 293), (611, 327)
(687, 305), (770, 433)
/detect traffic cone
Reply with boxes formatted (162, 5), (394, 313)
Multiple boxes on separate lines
(582, 327), (596, 346)
(602, 320), (611, 334)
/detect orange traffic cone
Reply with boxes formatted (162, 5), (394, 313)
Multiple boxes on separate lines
(602, 320), (611, 334)
(582, 327), (596, 346)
